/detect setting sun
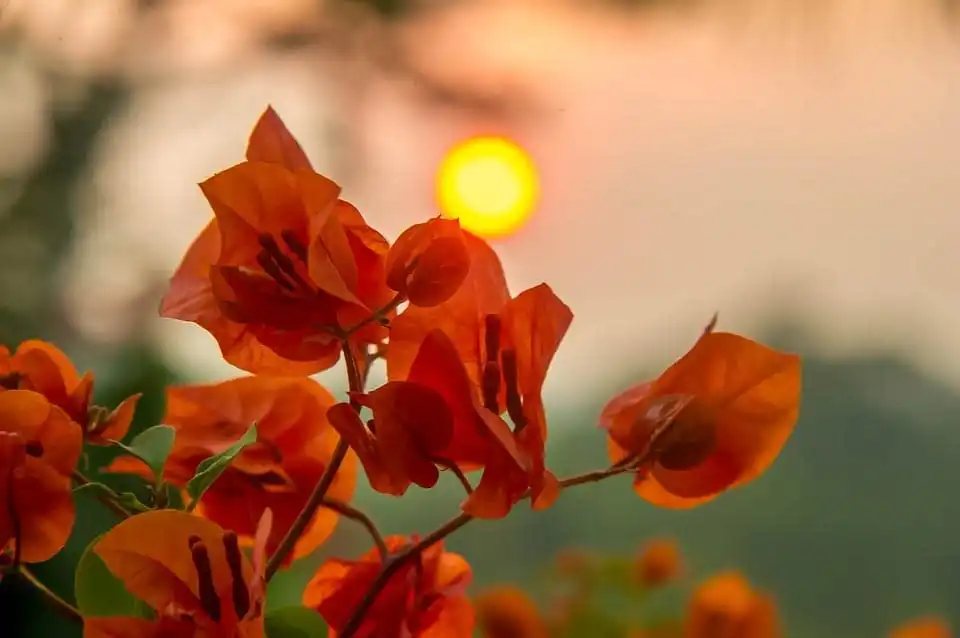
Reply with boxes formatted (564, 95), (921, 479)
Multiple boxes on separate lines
(436, 136), (539, 238)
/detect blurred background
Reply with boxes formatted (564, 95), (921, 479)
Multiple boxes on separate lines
(2, 0), (960, 636)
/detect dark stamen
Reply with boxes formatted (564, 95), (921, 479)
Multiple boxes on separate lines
(483, 315), (501, 364)
(0, 372), (21, 390)
(258, 234), (313, 292)
(501, 350), (526, 431)
(24, 440), (44, 458)
(189, 537), (221, 623)
(256, 252), (296, 291)
(255, 471), (291, 487)
(280, 230), (308, 262)
(481, 361), (501, 414)
(222, 532), (250, 619)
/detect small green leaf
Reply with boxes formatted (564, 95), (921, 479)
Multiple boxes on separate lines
(265, 607), (328, 638)
(185, 424), (257, 512)
(116, 492), (152, 513)
(75, 535), (153, 619)
(73, 482), (150, 513)
(112, 425), (177, 483)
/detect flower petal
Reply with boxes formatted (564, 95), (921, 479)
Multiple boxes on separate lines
(246, 106), (313, 171)
(327, 402), (408, 496)
(388, 233), (510, 385)
(386, 219), (470, 307)
(95, 511), (254, 621)
(499, 283), (573, 397)
(201, 161), (340, 252)
(90, 393), (142, 443)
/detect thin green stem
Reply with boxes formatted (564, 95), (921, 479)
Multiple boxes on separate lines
(20, 566), (82, 623)
(344, 293), (405, 336)
(557, 464), (633, 490)
(264, 439), (349, 580)
(264, 338), (368, 581)
(320, 498), (388, 560)
(71, 470), (132, 519)
(432, 458), (474, 495)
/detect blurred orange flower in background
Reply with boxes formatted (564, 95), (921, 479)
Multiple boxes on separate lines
(0, 340), (140, 444)
(159, 107), (393, 376)
(685, 571), (782, 638)
(889, 616), (953, 638)
(603, 331), (801, 508)
(303, 536), (474, 638)
(637, 537), (682, 588)
(106, 376), (355, 562)
(0, 390), (81, 563)
(82, 509), (270, 638)
(474, 585), (549, 638)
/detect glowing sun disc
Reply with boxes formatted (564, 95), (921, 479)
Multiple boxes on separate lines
(436, 136), (539, 238)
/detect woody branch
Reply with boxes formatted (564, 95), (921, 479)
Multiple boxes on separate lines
(337, 461), (640, 637)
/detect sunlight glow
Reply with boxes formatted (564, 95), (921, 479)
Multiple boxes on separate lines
(437, 136), (539, 238)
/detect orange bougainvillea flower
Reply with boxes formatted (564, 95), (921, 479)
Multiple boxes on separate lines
(889, 617), (953, 638)
(159, 106), (393, 376)
(0, 340), (140, 444)
(0, 390), (81, 563)
(375, 233), (571, 518)
(385, 217), (470, 308)
(83, 509), (270, 638)
(326, 374), (455, 497)
(637, 538), (682, 588)
(304, 536), (474, 638)
(602, 331), (801, 508)
(685, 571), (781, 638)
(106, 376), (356, 562)
(474, 585), (549, 638)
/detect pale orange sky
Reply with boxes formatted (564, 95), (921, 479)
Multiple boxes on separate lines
(26, 0), (960, 405)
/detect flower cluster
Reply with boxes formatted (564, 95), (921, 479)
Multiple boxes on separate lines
(473, 539), (952, 638)
(1, 107), (812, 638)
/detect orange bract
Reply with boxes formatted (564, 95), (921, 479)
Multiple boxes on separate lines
(0, 340), (140, 444)
(889, 617), (953, 638)
(303, 536), (474, 638)
(637, 538), (682, 588)
(159, 107), (392, 376)
(83, 509), (270, 638)
(106, 376), (356, 563)
(382, 234), (572, 518)
(0, 390), (81, 563)
(685, 571), (782, 638)
(385, 218), (471, 307)
(327, 378), (454, 497)
(474, 585), (549, 638)
(602, 331), (801, 508)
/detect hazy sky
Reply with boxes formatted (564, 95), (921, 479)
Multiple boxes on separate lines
(45, 0), (960, 404)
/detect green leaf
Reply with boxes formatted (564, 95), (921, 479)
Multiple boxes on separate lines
(185, 424), (257, 512)
(113, 425), (176, 483)
(75, 535), (153, 619)
(116, 492), (152, 513)
(265, 607), (328, 638)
